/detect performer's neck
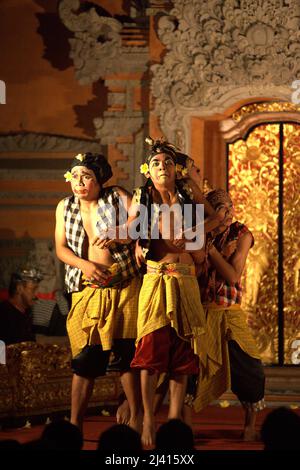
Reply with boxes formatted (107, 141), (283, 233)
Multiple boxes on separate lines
(79, 199), (99, 210)
(153, 185), (176, 203)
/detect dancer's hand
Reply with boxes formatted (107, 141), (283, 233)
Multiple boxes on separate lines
(92, 234), (114, 249)
(135, 241), (145, 268)
(79, 260), (110, 282)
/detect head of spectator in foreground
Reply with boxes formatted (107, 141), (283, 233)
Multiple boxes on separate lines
(41, 420), (83, 450)
(155, 419), (195, 450)
(8, 267), (43, 312)
(261, 406), (300, 451)
(97, 424), (142, 452)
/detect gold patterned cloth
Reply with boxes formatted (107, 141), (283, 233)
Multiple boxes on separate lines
(136, 260), (207, 366)
(67, 264), (141, 358)
(193, 303), (261, 411)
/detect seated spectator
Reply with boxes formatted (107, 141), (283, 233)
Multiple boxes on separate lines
(0, 439), (22, 450)
(261, 407), (300, 451)
(97, 424), (142, 452)
(0, 268), (42, 345)
(155, 419), (195, 451)
(40, 420), (83, 450)
(32, 290), (69, 337)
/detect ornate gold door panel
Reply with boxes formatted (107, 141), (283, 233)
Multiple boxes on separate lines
(228, 121), (300, 365)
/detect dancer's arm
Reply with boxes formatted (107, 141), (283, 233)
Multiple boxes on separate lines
(208, 232), (252, 283)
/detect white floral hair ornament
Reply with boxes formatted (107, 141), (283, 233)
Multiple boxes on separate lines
(75, 153), (85, 162)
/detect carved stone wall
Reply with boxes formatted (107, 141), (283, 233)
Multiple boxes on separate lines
(59, 1), (300, 179)
(0, 132), (101, 290)
(0, 133), (101, 206)
(59, 0), (150, 191)
(151, 0), (300, 150)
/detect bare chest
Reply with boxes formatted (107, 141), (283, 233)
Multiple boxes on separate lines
(80, 207), (99, 240)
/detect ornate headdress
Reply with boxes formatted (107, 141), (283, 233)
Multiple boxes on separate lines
(175, 152), (193, 178)
(140, 137), (178, 175)
(64, 152), (112, 185)
(205, 188), (232, 210)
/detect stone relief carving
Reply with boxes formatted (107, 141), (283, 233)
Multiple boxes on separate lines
(0, 133), (101, 153)
(94, 107), (145, 191)
(0, 133), (101, 201)
(59, 1), (149, 189)
(94, 115), (144, 144)
(151, 0), (300, 144)
(59, 0), (122, 84)
(59, 0), (148, 85)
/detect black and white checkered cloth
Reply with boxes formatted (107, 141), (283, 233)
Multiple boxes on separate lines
(64, 187), (139, 293)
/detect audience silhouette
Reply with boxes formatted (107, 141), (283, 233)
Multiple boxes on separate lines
(97, 424), (142, 452)
(0, 439), (22, 450)
(40, 420), (83, 450)
(261, 407), (300, 451)
(155, 419), (195, 451)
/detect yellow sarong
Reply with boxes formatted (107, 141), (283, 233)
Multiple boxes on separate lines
(193, 304), (261, 411)
(67, 265), (141, 358)
(136, 260), (207, 367)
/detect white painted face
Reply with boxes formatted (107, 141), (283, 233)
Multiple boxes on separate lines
(148, 153), (176, 186)
(70, 165), (100, 200)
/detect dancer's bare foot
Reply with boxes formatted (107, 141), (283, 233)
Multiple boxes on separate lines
(243, 426), (260, 441)
(141, 418), (155, 448)
(116, 399), (130, 424)
(129, 411), (143, 434)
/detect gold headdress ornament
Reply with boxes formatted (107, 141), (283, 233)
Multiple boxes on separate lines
(144, 136), (178, 164)
(174, 151), (193, 179)
(145, 136), (154, 146)
(206, 188), (232, 209)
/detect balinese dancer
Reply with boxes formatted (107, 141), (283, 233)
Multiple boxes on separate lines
(55, 153), (141, 433)
(194, 188), (265, 441)
(130, 138), (207, 446)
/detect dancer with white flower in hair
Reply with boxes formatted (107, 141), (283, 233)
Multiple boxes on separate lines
(55, 152), (141, 433)
(128, 137), (213, 446)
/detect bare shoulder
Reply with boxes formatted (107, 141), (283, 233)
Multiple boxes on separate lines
(113, 185), (132, 198)
(56, 198), (65, 214)
(56, 198), (66, 207)
(237, 231), (253, 252)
